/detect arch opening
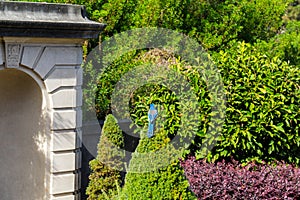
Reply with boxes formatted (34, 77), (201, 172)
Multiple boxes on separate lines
(0, 68), (48, 200)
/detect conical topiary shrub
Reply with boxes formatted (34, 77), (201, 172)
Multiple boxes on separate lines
(86, 114), (125, 200)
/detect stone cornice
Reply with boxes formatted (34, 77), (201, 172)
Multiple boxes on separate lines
(0, 1), (106, 38)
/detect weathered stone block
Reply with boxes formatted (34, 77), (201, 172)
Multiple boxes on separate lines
(44, 67), (82, 92)
(5, 43), (21, 68)
(21, 46), (43, 68)
(52, 131), (77, 151)
(51, 89), (81, 108)
(75, 171), (81, 191)
(77, 67), (83, 87)
(0, 43), (4, 65)
(35, 47), (82, 79)
(76, 108), (83, 128)
(52, 152), (76, 173)
(51, 173), (75, 194)
(76, 150), (82, 169)
(52, 110), (77, 130)
(76, 129), (83, 149)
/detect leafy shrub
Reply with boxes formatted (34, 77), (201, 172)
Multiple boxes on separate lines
(93, 50), (144, 119)
(83, 0), (299, 166)
(237, 0), (289, 43)
(283, 0), (300, 22)
(86, 114), (125, 200)
(95, 48), (202, 138)
(87, 0), (289, 50)
(129, 83), (180, 135)
(121, 130), (196, 200)
(181, 156), (300, 199)
(201, 41), (300, 165)
(256, 20), (300, 66)
(94, 41), (300, 169)
(96, 49), (204, 199)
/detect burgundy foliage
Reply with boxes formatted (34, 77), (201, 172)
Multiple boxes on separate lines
(180, 157), (300, 199)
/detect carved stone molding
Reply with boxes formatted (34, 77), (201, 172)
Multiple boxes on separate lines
(5, 43), (21, 68)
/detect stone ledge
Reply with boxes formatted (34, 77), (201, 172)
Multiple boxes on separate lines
(0, 1), (105, 38)
(45, 67), (82, 92)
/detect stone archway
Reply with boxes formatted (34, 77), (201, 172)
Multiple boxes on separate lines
(0, 1), (105, 199)
(0, 69), (48, 200)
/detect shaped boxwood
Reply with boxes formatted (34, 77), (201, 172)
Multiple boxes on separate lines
(86, 114), (125, 200)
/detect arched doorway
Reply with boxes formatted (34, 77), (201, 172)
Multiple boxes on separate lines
(0, 69), (48, 200)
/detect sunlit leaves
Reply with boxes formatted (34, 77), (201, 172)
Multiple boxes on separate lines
(209, 41), (300, 166)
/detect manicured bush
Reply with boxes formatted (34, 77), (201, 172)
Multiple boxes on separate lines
(86, 114), (125, 200)
(181, 156), (300, 199)
(121, 130), (196, 200)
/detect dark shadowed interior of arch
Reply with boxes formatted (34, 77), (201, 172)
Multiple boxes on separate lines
(0, 69), (47, 200)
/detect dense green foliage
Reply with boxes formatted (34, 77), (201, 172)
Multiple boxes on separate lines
(208, 42), (300, 165)
(96, 49), (190, 130)
(121, 130), (196, 200)
(22, 0), (292, 51)
(256, 20), (300, 66)
(94, 50), (143, 119)
(83, 0), (290, 51)
(283, 0), (300, 21)
(86, 114), (125, 200)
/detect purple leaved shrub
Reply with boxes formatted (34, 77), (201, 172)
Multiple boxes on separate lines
(180, 157), (300, 199)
